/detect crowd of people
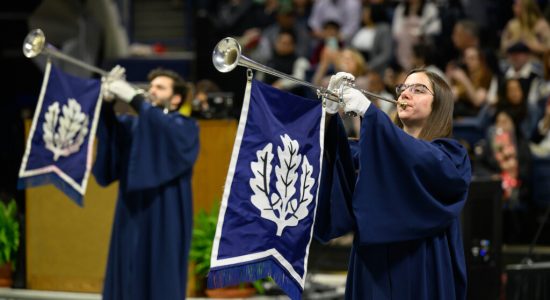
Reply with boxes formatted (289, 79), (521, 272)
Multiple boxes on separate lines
(191, 0), (550, 244)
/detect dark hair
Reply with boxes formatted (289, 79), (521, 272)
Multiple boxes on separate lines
(404, 0), (426, 16)
(322, 20), (341, 30)
(456, 20), (479, 39)
(278, 28), (297, 43)
(147, 68), (189, 110)
(393, 68), (454, 141)
(369, 4), (389, 24)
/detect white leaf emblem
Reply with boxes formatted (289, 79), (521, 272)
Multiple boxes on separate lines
(250, 134), (315, 236)
(42, 99), (89, 161)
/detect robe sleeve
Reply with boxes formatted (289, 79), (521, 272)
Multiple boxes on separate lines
(92, 102), (134, 187)
(314, 115), (357, 243)
(354, 105), (472, 245)
(126, 97), (199, 191)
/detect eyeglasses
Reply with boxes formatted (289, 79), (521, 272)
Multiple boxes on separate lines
(395, 83), (434, 96)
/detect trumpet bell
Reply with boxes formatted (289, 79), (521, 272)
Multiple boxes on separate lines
(212, 37), (241, 73)
(23, 28), (46, 58)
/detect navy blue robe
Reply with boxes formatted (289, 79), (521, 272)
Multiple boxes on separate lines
(315, 105), (471, 299)
(93, 97), (199, 300)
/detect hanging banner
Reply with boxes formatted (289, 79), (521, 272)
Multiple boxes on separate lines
(209, 79), (325, 300)
(18, 61), (103, 205)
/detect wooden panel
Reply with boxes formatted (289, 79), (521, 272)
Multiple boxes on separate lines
(26, 177), (117, 292)
(25, 119), (237, 292)
(191, 119), (237, 214)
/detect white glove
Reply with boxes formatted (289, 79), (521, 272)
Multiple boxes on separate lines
(102, 65), (133, 102)
(342, 86), (371, 117)
(324, 72), (355, 114)
(107, 79), (138, 103)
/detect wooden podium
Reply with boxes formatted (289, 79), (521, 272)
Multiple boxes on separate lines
(25, 119), (237, 292)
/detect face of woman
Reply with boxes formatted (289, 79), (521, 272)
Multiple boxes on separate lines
(506, 80), (523, 105)
(464, 47), (481, 71)
(397, 72), (434, 128)
(337, 49), (359, 74)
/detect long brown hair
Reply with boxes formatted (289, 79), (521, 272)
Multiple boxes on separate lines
(393, 68), (454, 141)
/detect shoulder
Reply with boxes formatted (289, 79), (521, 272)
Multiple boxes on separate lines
(170, 113), (199, 128)
(431, 138), (471, 168)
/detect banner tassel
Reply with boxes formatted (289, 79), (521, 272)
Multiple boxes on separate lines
(207, 257), (302, 300)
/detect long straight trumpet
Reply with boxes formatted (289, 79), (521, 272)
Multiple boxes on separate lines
(212, 37), (400, 106)
(23, 29), (108, 76)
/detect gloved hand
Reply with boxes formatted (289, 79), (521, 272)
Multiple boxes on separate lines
(102, 65), (136, 103)
(324, 72), (355, 114)
(342, 86), (371, 117)
(107, 79), (138, 103)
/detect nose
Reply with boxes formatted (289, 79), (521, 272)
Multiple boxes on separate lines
(399, 88), (413, 100)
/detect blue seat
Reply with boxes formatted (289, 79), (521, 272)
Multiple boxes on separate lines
(453, 104), (493, 147)
(531, 156), (550, 207)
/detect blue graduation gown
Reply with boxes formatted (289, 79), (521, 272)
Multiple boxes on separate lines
(315, 105), (471, 300)
(93, 97), (199, 300)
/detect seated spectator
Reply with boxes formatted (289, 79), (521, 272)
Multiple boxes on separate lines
(309, 20), (344, 67)
(350, 3), (392, 75)
(447, 46), (495, 118)
(478, 110), (533, 243)
(311, 47), (367, 137)
(450, 19), (480, 65)
(502, 41), (544, 109)
(500, 0), (550, 58)
(307, 0), (361, 43)
(260, 29), (310, 96)
(391, 0), (441, 70)
(411, 42), (446, 80)
(365, 71), (396, 116)
(250, 5), (311, 65)
(292, 0), (313, 28)
(530, 97), (550, 157)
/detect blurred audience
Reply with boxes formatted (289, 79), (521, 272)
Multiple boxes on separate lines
(307, 0), (361, 43)
(391, 0), (441, 70)
(350, 3), (392, 76)
(447, 46), (495, 118)
(500, 0), (550, 58)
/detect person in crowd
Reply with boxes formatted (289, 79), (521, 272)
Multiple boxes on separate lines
(502, 41), (544, 115)
(94, 66), (199, 300)
(315, 69), (471, 299)
(450, 20), (480, 63)
(365, 71), (396, 116)
(350, 3), (392, 76)
(392, 0), (442, 70)
(309, 20), (344, 67)
(251, 6), (311, 65)
(447, 46), (496, 118)
(307, 0), (361, 43)
(261, 29), (310, 95)
(480, 107), (532, 243)
(312, 47), (367, 137)
(530, 97), (550, 156)
(411, 42), (446, 79)
(292, 0), (313, 27)
(500, 0), (550, 57)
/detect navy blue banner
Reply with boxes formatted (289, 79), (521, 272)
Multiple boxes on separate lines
(18, 62), (103, 206)
(209, 79), (325, 299)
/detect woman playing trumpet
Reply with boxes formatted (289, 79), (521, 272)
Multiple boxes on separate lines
(315, 69), (471, 299)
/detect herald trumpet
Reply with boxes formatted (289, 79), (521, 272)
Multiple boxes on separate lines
(23, 28), (108, 76)
(212, 37), (402, 107)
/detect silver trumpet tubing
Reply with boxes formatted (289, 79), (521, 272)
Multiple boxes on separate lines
(23, 29), (109, 76)
(212, 37), (401, 107)
(23, 29), (155, 103)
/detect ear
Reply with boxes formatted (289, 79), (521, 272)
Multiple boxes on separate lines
(170, 94), (182, 109)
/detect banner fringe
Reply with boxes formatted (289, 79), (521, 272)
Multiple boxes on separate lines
(208, 258), (302, 300)
(18, 173), (83, 206)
